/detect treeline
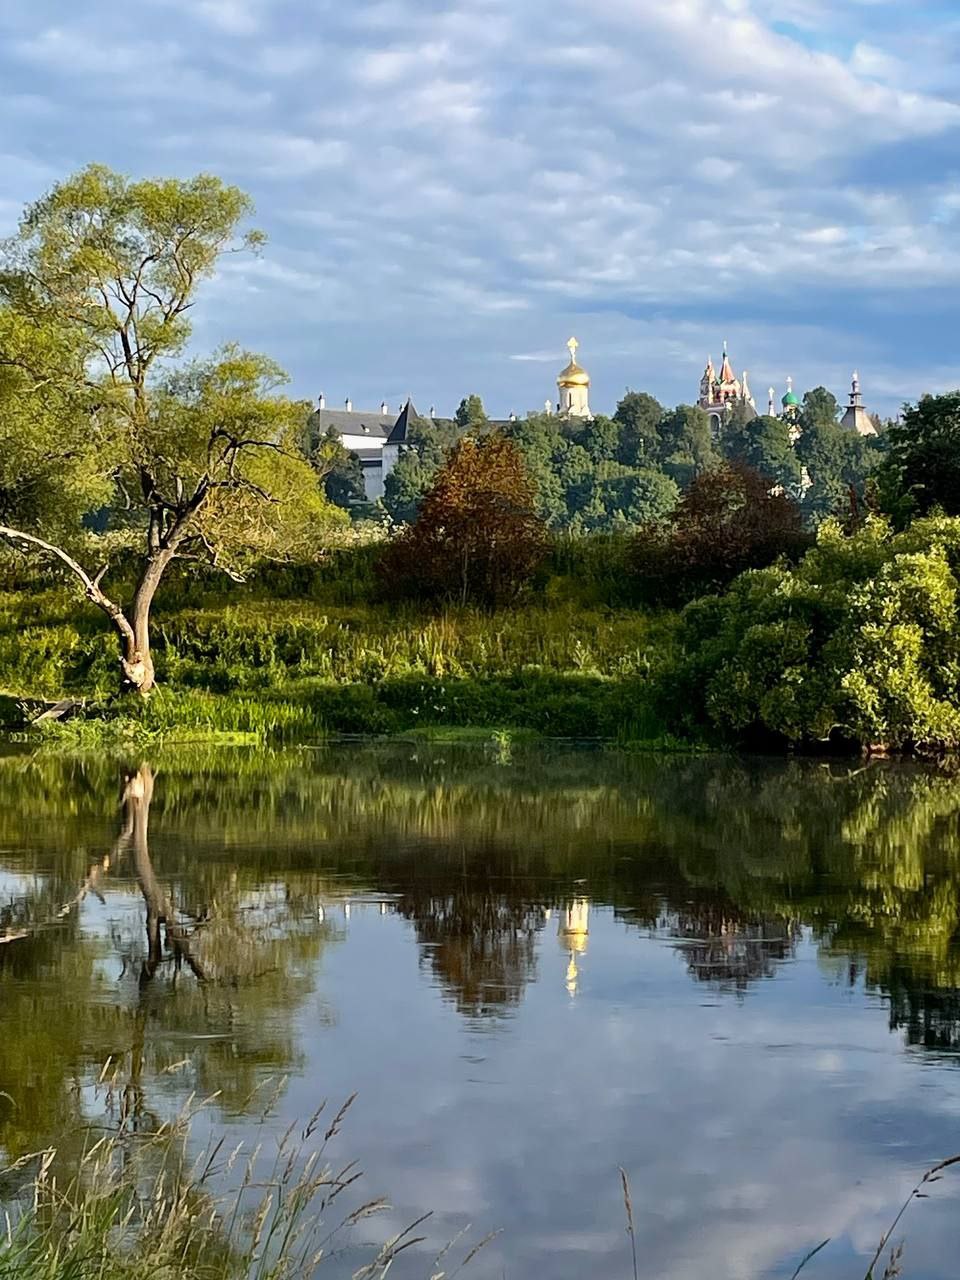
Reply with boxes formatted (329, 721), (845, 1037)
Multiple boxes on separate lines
(321, 387), (887, 531)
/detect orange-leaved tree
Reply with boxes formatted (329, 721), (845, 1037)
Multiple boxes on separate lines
(378, 433), (547, 607)
(631, 461), (811, 605)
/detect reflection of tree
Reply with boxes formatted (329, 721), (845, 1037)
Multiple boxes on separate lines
(665, 905), (800, 990)
(117, 765), (205, 984)
(399, 886), (545, 1019)
(0, 759), (334, 1158)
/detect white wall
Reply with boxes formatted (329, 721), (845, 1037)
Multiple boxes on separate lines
(341, 433), (385, 454)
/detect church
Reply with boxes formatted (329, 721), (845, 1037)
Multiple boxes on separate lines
(698, 344), (877, 438)
(311, 337), (876, 504)
(310, 337), (595, 502)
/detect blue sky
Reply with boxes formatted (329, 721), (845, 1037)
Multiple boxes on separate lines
(2, 0), (959, 419)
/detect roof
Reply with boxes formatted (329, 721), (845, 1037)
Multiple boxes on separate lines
(386, 399), (419, 445)
(840, 404), (878, 437)
(558, 360), (590, 387)
(312, 408), (396, 440)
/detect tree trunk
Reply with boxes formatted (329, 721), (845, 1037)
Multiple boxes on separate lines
(119, 550), (173, 696)
(119, 607), (156, 695)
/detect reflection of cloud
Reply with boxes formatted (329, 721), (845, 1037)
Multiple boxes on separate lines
(278, 908), (960, 1280)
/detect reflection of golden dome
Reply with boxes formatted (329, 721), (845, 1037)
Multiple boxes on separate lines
(561, 930), (589, 954)
(558, 361), (590, 387)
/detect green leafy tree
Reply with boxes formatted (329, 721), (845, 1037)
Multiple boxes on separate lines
(671, 515), (960, 752)
(798, 419), (884, 525)
(879, 391), (960, 520)
(576, 414), (621, 464)
(722, 415), (801, 492)
(454, 394), (488, 430)
(657, 404), (716, 487)
(571, 463), (678, 531)
(614, 391), (663, 466)
(502, 413), (569, 527)
(800, 386), (840, 432)
(312, 427), (366, 509)
(0, 165), (342, 694)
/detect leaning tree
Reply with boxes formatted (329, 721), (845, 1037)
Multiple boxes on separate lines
(0, 165), (340, 694)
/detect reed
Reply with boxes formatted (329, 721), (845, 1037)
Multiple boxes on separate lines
(0, 1087), (487, 1280)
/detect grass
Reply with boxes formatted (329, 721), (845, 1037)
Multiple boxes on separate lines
(0, 589), (691, 746)
(0, 1084), (488, 1280)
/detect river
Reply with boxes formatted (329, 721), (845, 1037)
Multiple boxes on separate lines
(2, 743), (960, 1279)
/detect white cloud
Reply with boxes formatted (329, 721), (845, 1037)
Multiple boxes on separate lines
(0, 0), (957, 414)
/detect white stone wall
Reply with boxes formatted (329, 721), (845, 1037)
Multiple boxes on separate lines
(561, 385), (591, 418)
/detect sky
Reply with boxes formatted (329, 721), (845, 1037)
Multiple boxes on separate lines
(1, 0), (959, 419)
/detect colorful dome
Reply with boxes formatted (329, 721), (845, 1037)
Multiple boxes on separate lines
(782, 390), (800, 407)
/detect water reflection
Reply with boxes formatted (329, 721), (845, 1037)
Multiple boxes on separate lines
(3, 746), (960, 1277)
(559, 900), (589, 997)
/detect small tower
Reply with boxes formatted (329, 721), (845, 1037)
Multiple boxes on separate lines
(781, 377), (800, 418)
(699, 339), (756, 432)
(781, 377), (801, 442)
(768, 387), (776, 417)
(557, 337), (592, 420)
(700, 355), (717, 404)
(840, 371), (878, 436)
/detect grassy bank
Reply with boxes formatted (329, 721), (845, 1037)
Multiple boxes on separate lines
(0, 588), (685, 745)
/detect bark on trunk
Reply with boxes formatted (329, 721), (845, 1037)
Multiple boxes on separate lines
(119, 615), (156, 695)
(119, 550), (174, 696)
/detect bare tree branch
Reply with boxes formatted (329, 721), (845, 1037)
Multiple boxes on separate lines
(0, 524), (133, 645)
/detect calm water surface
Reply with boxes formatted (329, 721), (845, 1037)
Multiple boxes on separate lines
(3, 744), (960, 1279)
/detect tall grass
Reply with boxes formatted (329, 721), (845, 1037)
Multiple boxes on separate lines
(0, 1087), (486, 1280)
(0, 587), (682, 743)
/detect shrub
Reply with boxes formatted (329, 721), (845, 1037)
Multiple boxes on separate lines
(631, 461), (811, 605)
(377, 434), (548, 607)
(664, 515), (960, 753)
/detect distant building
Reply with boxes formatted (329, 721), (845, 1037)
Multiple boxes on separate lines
(840, 371), (878, 436)
(698, 342), (757, 432)
(308, 396), (419, 502)
(312, 339), (594, 503)
(557, 337), (592, 420)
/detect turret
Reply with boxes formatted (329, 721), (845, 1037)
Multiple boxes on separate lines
(840, 370), (878, 436)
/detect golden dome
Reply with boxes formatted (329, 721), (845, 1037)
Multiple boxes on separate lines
(558, 360), (590, 387)
(557, 336), (590, 387)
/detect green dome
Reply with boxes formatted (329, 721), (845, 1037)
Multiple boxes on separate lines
(782, 391), (800, 407)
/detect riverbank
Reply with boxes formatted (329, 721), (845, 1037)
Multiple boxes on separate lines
(6, 512), (960, 755)
(0, 588), (691, 747)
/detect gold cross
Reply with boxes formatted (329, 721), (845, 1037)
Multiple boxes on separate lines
(567, 336), (579, 362)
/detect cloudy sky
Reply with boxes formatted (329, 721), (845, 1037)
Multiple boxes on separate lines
(1, 0), (959, 418)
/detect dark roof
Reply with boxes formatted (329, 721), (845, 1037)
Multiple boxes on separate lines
(386, 399), (419, 445)
(313, 408), (396, 440)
